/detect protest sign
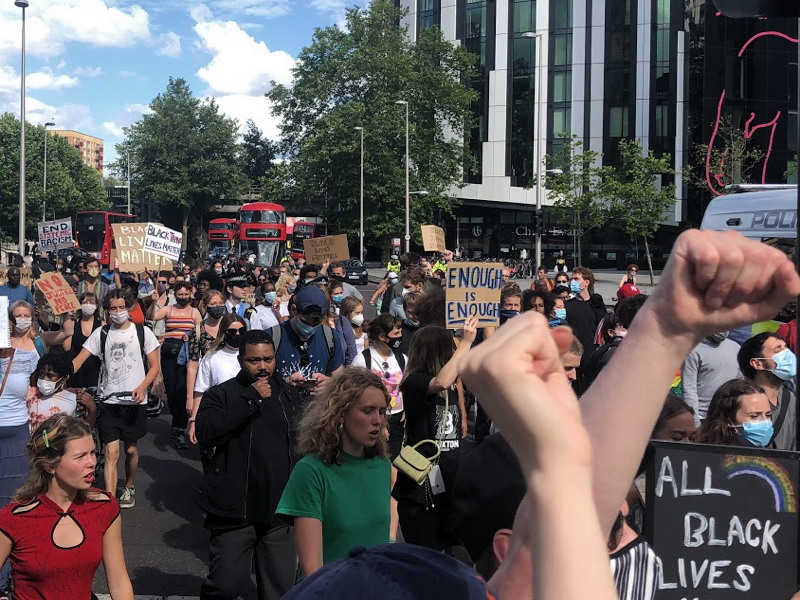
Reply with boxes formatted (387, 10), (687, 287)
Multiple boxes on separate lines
(111, 223), (173, 272)
(304, 234), (350, 264)
(36, 271), (80, 315)
(645, 441), (800, 600)
(421, 225), (446, 252)
(445, 262), (503, 328)
(37, 218), (74, 251)
(144, 222), (182, 261)
(0, 268), (32, 288)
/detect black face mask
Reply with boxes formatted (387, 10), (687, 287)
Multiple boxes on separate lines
(225, 331), (242, 348)
(388, 337), (401, 350)
(206, 305), (226, 319)
(175, 297), (191, 307)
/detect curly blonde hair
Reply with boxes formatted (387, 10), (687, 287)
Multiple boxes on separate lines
(297, 368), (390, 465)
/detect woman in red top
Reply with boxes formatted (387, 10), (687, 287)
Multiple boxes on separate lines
(0, 414), (134, 600)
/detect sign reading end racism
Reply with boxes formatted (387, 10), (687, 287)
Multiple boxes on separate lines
(421, 225), (446, 252)
(36, 272), (81, 315)
(445, 263), (503, 328)
(37, 218), (74, 252)
(304, 234), (350, 264)
(645, 441), (800, 600)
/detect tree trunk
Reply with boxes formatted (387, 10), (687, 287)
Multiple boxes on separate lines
(643, 235), (655, 287)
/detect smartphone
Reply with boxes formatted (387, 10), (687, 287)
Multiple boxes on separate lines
(296, 379), (319, 389)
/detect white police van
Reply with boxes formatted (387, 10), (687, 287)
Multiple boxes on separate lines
(700, 184), (796, 243)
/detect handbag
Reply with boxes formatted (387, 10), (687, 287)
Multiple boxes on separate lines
(177, 322), (200, 366)
(392, 388), (449, 485)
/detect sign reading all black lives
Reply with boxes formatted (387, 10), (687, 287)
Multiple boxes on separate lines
(645, 442), (800, 600)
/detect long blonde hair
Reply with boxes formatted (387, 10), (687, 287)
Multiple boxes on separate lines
(275, 273), (295, 299)
(297, 368), (390, 465)
(9, 300), (36, 340)
(15, 414), (94, 504)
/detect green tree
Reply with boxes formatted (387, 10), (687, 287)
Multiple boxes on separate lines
(605, 138), (676, 285)
(266, 0), (477, 253)
(240, 119), (277, 189)
(538, 135), (613, 266)
(114, 78), (248, 256)
(0, 113), (106, 243)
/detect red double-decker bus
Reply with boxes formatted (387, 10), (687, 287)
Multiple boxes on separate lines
(208, 218), (238, 244)
(75, 210), (136, 266)
(286, 217), (326, 259)
(238, 202), (286, 265)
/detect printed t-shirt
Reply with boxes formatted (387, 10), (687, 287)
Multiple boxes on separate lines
(400, 372), (461, 452)
(351, 348), (406, 413)
(26, 388), (77, 432)
(82, 324), (160, 404)
(274, 321), (345, 380)
(195, 347), (241, 393)
(277, 452), (391, 565)
(0, 490), (119, 600)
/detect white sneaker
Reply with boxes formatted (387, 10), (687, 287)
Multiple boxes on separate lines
(119, 487), (135, 509)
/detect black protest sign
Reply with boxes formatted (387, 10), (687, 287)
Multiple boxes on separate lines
(645, 441), (799, 600)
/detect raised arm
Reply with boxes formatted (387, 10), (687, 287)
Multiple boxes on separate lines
(427, 317), (477, 394)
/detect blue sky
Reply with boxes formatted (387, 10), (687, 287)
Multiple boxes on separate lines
(0, 0), (369, 170)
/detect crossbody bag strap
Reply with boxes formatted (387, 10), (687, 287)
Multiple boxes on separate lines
(0, 349), (16, 398)
(770, 386), (791, 443)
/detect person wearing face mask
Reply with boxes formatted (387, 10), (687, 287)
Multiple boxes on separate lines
(681, 331), (742, 425)
(63, 292), (104, 389)
(399, 291), (423, 354)
(147, 282), (202, 450)
(736, 332), (797, 451)
(697, 379), (776, 448)
(299, 264), (323, 288)
(564, 266), (607, 391)
(388, 268), (425, 321)
(211, 260), (225, 278)
(0, 266), (35, 306)
(25, 353), (95, 432)
(327, 262), (364, 301)
(327, 281), (357, 366)
(73, 290), (161, 507)
(549, 296), (567, 327)
(340, 297), (367, 354)
(76, 259), (109, 309)
(275, 273), (297, 322)
(482, 286), (523, 340)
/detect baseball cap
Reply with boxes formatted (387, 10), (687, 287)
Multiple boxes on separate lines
(294, 285), (327, 313)
(282, 544), (497, 600)
(452, 434), (526, 562)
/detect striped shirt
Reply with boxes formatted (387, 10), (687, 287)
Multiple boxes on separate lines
(609, 536), (660, 600)
(164, 306), (195, 340)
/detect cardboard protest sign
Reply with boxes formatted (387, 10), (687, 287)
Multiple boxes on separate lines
(111, 223), (173, 272)
(645, 441), (800, 600)
(445, 263), (503, 328)
(37, 218), (74, 251)
(0, 268), (32, 288)
(304, 234), (350, 264)
(36, 271), (80, 315)
(421, 225), (446, 252)
(144, 222), (182, 261)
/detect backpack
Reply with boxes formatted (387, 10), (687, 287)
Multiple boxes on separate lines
(361, 347), (406, 371)
(98, 323), (161, 416)
(268, 323), (335, 361)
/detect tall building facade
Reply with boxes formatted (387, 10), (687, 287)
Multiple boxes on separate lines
(50, 130), (104, 173)
(397, 0), (797, 264)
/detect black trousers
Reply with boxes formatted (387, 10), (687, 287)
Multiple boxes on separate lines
(161, 344), (188, 430)
(200, 522), (296, 600)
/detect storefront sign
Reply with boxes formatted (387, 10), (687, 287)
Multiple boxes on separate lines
(645, 441), (799, 600)
(445, 263), (503, 328)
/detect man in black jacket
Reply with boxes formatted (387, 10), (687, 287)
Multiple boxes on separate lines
(196, 329), (304, 600)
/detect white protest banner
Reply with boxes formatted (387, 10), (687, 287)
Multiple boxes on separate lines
(445, 262), (504, 328)
(143, 223), (183, 261)
(37, 218), (74, 251)
(111, 223), (173, 272)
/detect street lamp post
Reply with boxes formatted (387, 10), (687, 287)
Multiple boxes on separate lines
(354, 126), (365, 263)
(522, 31), (545, 268)
(16, 0), (29, 257)
(127, 150), (131, 215)
(395, 100), (410, 253)
(43, 120), (55, 221)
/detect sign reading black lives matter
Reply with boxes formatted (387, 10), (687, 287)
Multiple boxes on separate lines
(37, 218), (74, 251)
(645, 441), (799, 600)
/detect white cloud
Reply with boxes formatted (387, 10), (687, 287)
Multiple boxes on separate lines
(103, 120), (124, 137)
(126, 103), (153, 117)
(213, 0), (290, 18)
(214, 94), (282, 140)
(310, 0), (368, 25)
(157, 31), (181, 57)
(74, 66), (104, 77)
(193, 12), (295, 96)
(27, 71), (79, 90)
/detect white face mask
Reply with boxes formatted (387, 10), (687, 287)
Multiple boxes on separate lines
(14, 317), (32, 332)
(110, 310), (129, 325)
(81, 303), (97, 316)
(350, 313), (365, 327)
(37, 378), (60, 396)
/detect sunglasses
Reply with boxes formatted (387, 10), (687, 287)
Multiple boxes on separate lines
(300, 342), (310, 367)
(158, 280), (168, 285)
(226, 328), (243, 335)
(381, 361), (391, 379)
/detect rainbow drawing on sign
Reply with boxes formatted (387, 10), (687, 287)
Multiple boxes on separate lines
(722, 455), (797, 513)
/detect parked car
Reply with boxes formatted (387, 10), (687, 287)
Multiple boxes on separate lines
(343, 258), (368, 286)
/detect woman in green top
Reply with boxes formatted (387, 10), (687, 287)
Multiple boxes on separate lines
(276, 368), (391, 576)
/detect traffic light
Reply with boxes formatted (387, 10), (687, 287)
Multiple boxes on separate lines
(714, 0), (800, 17)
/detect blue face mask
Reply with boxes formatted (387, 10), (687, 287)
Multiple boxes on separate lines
(570, 280), (583, 294)
(770, 348), (796, 381)
(296, 319), (321, 337)
(332, 294), (344, 305)
(554, 308), (567, 320)
(264, 292), (277, 304)
(499, 309), (520, 320)
(736, 420), (774, 447)
(405, 318), (420, 328)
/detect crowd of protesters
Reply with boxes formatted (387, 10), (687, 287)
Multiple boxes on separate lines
(0, 232), (799, 600)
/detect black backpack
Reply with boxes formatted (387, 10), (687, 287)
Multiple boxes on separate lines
(361, 347), (406, 371)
